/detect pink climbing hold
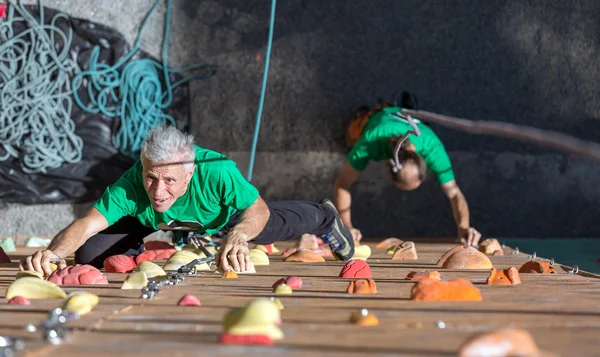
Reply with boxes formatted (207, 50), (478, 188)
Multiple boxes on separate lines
(8, 296), (31, 305)
(272, 276), (303, 289)
(339, 259), (373, 278)
(177, 294), (201, 307)
(103, 255), (136, 273)
(47, 265), (108, 285)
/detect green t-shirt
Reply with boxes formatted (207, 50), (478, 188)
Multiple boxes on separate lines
(348, 106), (455, 184)
(93, 145), (259, 234)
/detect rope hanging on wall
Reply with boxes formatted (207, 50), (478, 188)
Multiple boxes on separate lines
(247, 0), (277, 182)
(72, 0), (215, 159)
(0, 0), (82, 173)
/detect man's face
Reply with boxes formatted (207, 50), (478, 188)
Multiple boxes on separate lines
(142, 156), (194, 212)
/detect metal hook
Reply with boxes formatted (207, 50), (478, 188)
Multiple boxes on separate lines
(511, 247), (519, 254)
(568, 265), (579, 274)
(0, 336), (24, 357)
(436, 320), (446, 329)
(549, 257), (554, 265)
(528, 251), (536, 259)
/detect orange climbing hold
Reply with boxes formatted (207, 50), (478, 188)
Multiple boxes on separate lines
(410, 278), (482, 301)
(486, 267), (521, 285)
(347, 278), (378, 295)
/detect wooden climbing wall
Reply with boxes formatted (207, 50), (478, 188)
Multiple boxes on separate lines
(1, 239), (600, 357)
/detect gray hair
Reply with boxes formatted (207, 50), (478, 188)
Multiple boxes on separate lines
(141, 125), (195, 171)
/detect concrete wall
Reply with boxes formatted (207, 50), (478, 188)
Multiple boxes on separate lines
(3, 0), (600, 239)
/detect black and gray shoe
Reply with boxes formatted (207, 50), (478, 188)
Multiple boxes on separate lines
(320, 199), (355, 261)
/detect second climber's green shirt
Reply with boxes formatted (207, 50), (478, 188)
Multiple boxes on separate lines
(93, 145), (259, 234)
(348, 106), (455, 184)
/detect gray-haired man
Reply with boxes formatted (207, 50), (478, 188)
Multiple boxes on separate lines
(21, 126), (354, 274)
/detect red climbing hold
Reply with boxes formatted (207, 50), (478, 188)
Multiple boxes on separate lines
(103, 255), (136, 273)
(47, 265), (108, 285)
(339, 259), (373, 278)
(177, 294), (201, 306)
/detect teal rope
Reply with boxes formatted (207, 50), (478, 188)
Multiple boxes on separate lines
(72, 0), (214, 159)
(247, 0), (277, 182)
(0, 0), (82, 173)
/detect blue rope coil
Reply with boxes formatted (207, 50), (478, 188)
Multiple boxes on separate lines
(0, 0), (82, 173)
(72, 0), (214, 159)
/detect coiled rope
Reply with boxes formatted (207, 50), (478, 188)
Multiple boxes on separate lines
(72, 0), (215, 159)
(0, 0), (82, 173)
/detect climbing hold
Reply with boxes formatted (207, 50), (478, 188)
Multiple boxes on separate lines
(0, 247), (10, 264)
(254, 244), (279, 255)
(347, 279), (378, 295)
(163, 250), (210, 271)
(24, 237), (51, 248)
(437, 246), (493, 269)
(0, 237), (16, 252)
(272, 276), (303, 289)
(273, 283), (293, 294)
(376, 237), (404, 249)
(15, 270), (43, 280)
(518, 261), (556, 274)
(339, 260), (373, 279)
(138, 247), (176, 261)
(405, 271), (441, 281)
(283, 250), (326, 263)
(5, 277), (66, 299)
(61, 291), (99, 316)
(351, 245), (371, 260)
(386, 247), (396, 255)
(222, 270), (239, 279)
(133, 253), (153, 264)
(8, 296), (31, 305)
(121, 272), (148, 290)
(221, 298), (283, 344)
(47, 265), (108, 285)
(136, 261), (167, 279)
(349, 309), (379, 326)
(219, 334), (274, 346)
(478, 238), (504, 256)
(103, 255), (137, 273)
(249, 249), (270, 266)
(458, 328), (540, 357)
(178, 294), (201, 306)
(410, 278), (482, 301)
(486, 267), (521, 285)
(392, 241), (418, 260)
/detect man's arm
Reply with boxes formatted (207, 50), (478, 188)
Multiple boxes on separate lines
(440, 180), (481, 246)
(217, 195), (270, 272)
(333, 162), (362, 240)
(21, 208), (109, 275)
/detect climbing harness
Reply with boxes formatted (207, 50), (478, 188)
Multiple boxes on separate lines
(72, 0), (215, 159)
(0, 0), (82, 173)
(389, 112), (421, 173)
(247, 0), (277, 182)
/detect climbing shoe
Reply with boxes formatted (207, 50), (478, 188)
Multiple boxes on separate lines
(320, 199), (355, 261)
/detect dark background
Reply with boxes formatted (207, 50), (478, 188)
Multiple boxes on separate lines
(186, 0), (600, 238)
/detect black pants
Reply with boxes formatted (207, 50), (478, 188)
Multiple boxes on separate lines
(75, 200), (336, 268)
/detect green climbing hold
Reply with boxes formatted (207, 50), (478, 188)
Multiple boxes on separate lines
(0, 237), (16, 252)
(24, 237), (51, 248)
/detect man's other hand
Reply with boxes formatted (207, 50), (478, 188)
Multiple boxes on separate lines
(216, 231), (250, 273)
